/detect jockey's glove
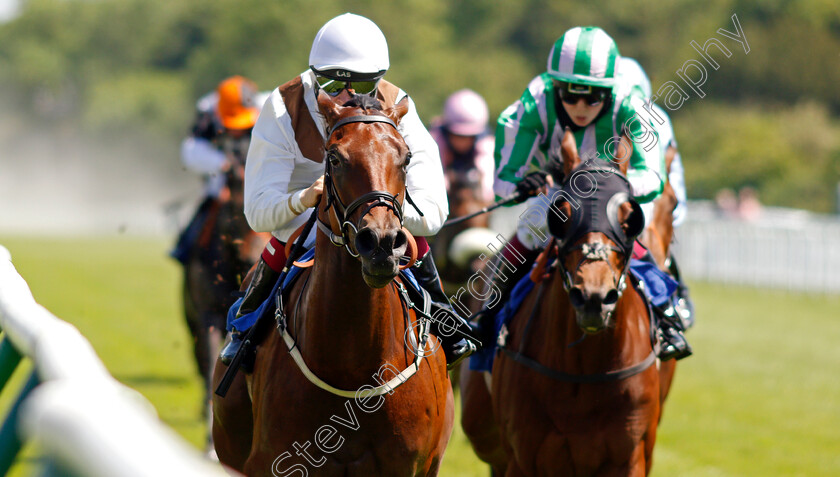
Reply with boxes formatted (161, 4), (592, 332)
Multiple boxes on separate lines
(514, 171), (549, 203)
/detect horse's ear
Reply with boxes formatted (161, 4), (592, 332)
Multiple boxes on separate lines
(613, 135), (633, 176)
(561, 128), (580, 177)
(618, 199), (645, 239)
(317, 90), (342, 129)
(383, 96), (410, 125)
(547, 200), (574, 243)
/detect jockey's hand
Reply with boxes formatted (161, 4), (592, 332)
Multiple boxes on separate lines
(514, 171), (549, 203)
(300, 175), (325, 208)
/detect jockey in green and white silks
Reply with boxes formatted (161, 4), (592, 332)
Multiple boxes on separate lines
(494, 26), (665, 251)
(472, 26), (691, 362)
(616, 57), (687, 227)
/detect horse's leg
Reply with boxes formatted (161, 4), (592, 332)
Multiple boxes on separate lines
(658, 360), (678, 419)
(459, 364), (507, 473)
(211, 358), (253, 472)
(182, 267), (204, 394)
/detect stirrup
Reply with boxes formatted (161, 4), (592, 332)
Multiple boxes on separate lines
(444, 338), (477, 371)
(657, 327), (692, 361)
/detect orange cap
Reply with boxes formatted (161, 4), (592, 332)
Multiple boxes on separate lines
(216, 76), (259, 130)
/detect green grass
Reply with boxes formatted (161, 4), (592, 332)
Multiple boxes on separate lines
(1, 235), (839, 476)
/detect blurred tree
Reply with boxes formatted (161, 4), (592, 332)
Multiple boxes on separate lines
(0, 0), (838, 212)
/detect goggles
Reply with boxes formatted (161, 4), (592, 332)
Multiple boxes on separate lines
(312, 66), (384, 97)
(557, 82), (609, 106)
(315, 76), (379, 96)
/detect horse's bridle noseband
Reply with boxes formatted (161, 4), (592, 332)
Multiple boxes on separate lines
(557, 239), (631, 313)
(316, 114), (408, 257)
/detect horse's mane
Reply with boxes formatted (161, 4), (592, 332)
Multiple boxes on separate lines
(342, 94), (383, 111)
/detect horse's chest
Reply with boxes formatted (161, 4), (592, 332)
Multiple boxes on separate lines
(501, 374), (658, 474)
(254, 366), (446, 476)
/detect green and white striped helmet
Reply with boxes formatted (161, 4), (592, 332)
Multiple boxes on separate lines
(547, 26), (620, 88)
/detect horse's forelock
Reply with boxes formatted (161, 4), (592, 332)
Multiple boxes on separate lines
(341, 94), (383, 111)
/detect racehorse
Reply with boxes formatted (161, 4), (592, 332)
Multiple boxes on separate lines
(212, 93), (453, 476)
(181, 142), (269, 441)
(431, 168), (494, 287)
(462, 132), (663, 476)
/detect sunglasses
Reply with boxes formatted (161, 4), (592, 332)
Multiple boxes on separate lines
(557, 83), (609, 106)
(315, 75), (379, 96)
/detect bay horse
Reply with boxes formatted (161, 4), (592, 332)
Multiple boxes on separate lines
(462, 132), (663, 476)
(212, 93), (453, 476)
(182, 141), (269, 429)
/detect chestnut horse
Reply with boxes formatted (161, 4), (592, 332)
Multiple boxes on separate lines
(462, 132), (663, 476)
(212, 94), (453, 476)
(182, 147), (269, 427)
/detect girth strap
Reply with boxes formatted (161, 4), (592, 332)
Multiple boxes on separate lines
(500, 347), (657, 383)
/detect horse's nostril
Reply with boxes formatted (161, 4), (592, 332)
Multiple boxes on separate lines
(393, 229), (407, 251)
(603, 289), (619, 306)
(355, 228), (379, 257)
(569, 288), (586, 309)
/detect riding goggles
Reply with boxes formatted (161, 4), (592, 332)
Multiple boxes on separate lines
(313, 68), (383, 96)
(557, 82), (609, 106)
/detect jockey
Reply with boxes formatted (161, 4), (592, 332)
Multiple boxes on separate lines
(616, 56), (695, 330)
(471, 26), (691, 361)
(220, 13), (479, 369)
(429, 89), (495, 204)
(170, 75), (263, 264)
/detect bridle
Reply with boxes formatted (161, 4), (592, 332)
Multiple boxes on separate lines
(276, 113), (432, 399)
(556, 238), (631, 320)
(550, 167), (642, 317)
(497, 167), (656, 383)
(315, 114), (408, 257)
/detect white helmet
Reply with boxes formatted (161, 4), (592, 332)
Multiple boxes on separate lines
(309, 13), (389, 80)
(617, 57), (652, 98)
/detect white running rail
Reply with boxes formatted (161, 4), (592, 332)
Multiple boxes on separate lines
(0, 245), (229, 476)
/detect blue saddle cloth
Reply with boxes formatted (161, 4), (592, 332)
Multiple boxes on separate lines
(225, 248), (424, 333)
(468, 259), (677, 372)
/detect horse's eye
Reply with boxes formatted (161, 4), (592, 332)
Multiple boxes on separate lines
(328, 152), (341, 167)
(404, 152), (412, 167)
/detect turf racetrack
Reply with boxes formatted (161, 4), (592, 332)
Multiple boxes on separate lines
(2, 235), (839, 476)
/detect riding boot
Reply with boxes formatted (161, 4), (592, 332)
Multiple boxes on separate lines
(412, 251), (479, 370)
(633, 250), (692, 361)
(471, 238), (539, 349)
(667, 254), (695, 329)
(657, 306), (693, 361)
(219, 258), (280, 365)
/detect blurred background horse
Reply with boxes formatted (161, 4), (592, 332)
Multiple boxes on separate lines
(181, 147), (268, 437)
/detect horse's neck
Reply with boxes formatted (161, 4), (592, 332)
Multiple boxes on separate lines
(537, 274), (647, 372)
(295, 233), (404, 369)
